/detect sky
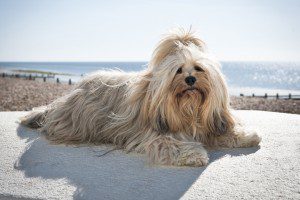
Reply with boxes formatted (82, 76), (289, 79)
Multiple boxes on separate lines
(0, 0), (299, 62)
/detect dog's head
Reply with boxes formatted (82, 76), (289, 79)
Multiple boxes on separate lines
(132, 28), (234, 136)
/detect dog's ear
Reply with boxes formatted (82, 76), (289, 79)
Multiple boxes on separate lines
(155, 113), (169, 134)
(212, 110), (235, 136)
(136, 79), (169, 134)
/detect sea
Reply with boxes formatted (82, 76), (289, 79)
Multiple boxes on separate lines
(0, 61), (299, 96)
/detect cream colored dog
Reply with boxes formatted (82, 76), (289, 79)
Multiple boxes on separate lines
(21, 29), (261, 167)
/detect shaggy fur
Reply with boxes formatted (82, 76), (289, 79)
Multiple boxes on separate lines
(21, 28), (261, 167)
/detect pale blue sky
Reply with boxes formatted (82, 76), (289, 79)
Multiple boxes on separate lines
(0, 0), (299, 61)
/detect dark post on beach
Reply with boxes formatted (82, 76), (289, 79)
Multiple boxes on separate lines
(43, 77), (46, 82)
(56, 78), (60, 83)
(69, 79), (72, 85)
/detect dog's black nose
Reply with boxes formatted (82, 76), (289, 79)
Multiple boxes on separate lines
(185, 76), (196, 86)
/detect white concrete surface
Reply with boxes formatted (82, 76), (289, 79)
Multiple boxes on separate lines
(0, 111), (299, 200)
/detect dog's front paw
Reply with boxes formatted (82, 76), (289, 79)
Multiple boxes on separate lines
(146, 136), (209, 167)
(246, 132), (261, 147)
(177, 146), (209, 167)
(238, 131), (262, 148)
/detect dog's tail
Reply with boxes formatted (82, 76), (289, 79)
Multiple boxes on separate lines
(20, 107), (48, 129)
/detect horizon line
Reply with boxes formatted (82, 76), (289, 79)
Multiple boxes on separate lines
(1, 60), (300, 63)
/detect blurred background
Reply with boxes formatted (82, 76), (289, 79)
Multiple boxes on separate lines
(0, 0), (299, 113)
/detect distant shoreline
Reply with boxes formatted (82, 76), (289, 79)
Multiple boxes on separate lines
(11, 69), (73, 76)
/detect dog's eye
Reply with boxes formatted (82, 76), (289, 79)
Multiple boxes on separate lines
(176, 67), (182, 74)
(194, 66), (204, 72)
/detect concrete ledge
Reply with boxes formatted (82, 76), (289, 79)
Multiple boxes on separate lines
(0, 111), (299, 200)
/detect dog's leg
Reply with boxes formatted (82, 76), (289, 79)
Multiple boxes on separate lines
(210, 129), (261, 149)
(145, 135), (208, 167)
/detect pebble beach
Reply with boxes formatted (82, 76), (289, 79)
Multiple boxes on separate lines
(0, 77), (299, 114)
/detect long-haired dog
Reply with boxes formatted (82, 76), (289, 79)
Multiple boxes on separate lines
(21, 29), (261, 167)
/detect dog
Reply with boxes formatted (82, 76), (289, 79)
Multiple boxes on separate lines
(21, 28), (261, 167)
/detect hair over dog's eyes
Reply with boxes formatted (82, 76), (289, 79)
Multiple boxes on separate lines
(176, 67), (182, 74)
(194, 66), (204, 72)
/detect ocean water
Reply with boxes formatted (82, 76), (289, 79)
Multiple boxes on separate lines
(0, 61), (299, 96)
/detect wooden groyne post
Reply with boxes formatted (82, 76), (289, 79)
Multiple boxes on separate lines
(239, 93), (300, 100)
(0, 72), (77, 85)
